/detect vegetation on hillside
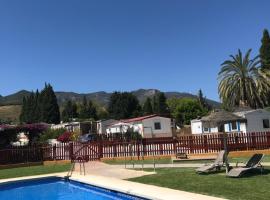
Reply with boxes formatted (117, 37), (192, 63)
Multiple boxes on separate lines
(0, 105), (21, 123)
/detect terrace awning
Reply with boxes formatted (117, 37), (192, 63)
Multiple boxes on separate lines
(201, 110), (247, 128)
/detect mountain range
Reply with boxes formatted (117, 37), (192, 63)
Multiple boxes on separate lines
(0, 89), (220, 108)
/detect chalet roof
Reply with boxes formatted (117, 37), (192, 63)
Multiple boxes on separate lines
(121, 114), (159, 123)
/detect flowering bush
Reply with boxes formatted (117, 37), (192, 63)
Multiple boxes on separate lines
(70, 130), (80, 141)
(57, 131), (72, 143)
(0, 123), (49, 147)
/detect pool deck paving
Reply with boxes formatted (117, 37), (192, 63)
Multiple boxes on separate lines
(0, 172), (226, 200)
(74, 161), (156, 179)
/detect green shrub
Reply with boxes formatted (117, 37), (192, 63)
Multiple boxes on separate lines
(39, 128), (66, 143)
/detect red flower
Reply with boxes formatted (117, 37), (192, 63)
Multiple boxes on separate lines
(57, 131), (72, 142)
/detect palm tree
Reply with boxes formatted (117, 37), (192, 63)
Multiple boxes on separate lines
(218, 49), (270, 108)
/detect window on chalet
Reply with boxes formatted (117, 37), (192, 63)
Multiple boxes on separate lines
(231, 122), (238, 130)
(263, 119), (270, 129)
(154, 122), (161, 130)
(203, 127), (209, 132)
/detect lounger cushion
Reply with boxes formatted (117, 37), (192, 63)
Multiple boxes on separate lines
(227, 167), (249, 177)
(196, 164), (216, 173)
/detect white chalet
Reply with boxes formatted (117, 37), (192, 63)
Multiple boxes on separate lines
(191, 109), (270, 134)
(106, 114), (173, 138)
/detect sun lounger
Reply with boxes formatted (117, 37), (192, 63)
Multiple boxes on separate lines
(227, 154), (264, 177)
(196, 150), (227, 173)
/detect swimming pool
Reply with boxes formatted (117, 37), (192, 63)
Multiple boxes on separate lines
(0, 177), (148, 200)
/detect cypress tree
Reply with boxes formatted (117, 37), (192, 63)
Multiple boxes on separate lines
(158, 92), (168, 114)
(20, 84), (60, 124)
(20, 97), (27, 123)
(33, 90), (41, 122)
(79, 96), (89, 119)
(152, 95), (158, 114)
(143, 97), (153, 115)
(62, 100), (78, 122)
(39, 83), (60, 124)
(197, 89), (211, 111)
(108, 92), (141, 119)
(260, 29), (270, 70)
(152, 92), (169, 115)
(88, 100), (97, 120)
(27, 92), (36, 123)
(78, 96), (97, 120)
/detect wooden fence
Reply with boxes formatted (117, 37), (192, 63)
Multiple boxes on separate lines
(0, 146), (43, 165)
(1, 132), (270, 164)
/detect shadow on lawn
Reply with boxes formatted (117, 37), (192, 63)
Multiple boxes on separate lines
(197, 168), (270, 178)
(236, 168), (270, 178)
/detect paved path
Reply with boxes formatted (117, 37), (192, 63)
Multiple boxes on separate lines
(74, 161), (155, 179)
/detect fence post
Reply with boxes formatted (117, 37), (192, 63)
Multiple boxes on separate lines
(53, 144), (56, 160)
(203, 135), (208, 153)
(113, 143), (117, 157)
(40, 145), (44, 162)
(99, 140), (103, 159)
(69, 142), (73, 160)
(173, 138), (177, 154)
(266, 132), (270, 148)
(189, 136), (193, 154)
(137, 141), (140, 160)
(251, 132), (256, 150)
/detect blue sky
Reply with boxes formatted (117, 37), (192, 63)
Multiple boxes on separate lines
(0, 0), (269, 101)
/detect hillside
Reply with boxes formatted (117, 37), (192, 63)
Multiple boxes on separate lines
(0, 89), (220, 108)
(0, 105), (21, 122)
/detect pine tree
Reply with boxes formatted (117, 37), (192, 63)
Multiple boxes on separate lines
(143, 97), (153, 115)
(260, 29), (270, 70)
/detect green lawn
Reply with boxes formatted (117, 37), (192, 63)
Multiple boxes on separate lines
(128, 168), (270, 200)
(103, 155), (270, 165)
(0, 164), (71, 180)
(229, 155), (270, 163)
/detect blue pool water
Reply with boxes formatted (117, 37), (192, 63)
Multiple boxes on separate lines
(0, 177), (148, 200)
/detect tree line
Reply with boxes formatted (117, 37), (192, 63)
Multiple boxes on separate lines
(20, 84), (210, 126)
(20, 83), (60, 124)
